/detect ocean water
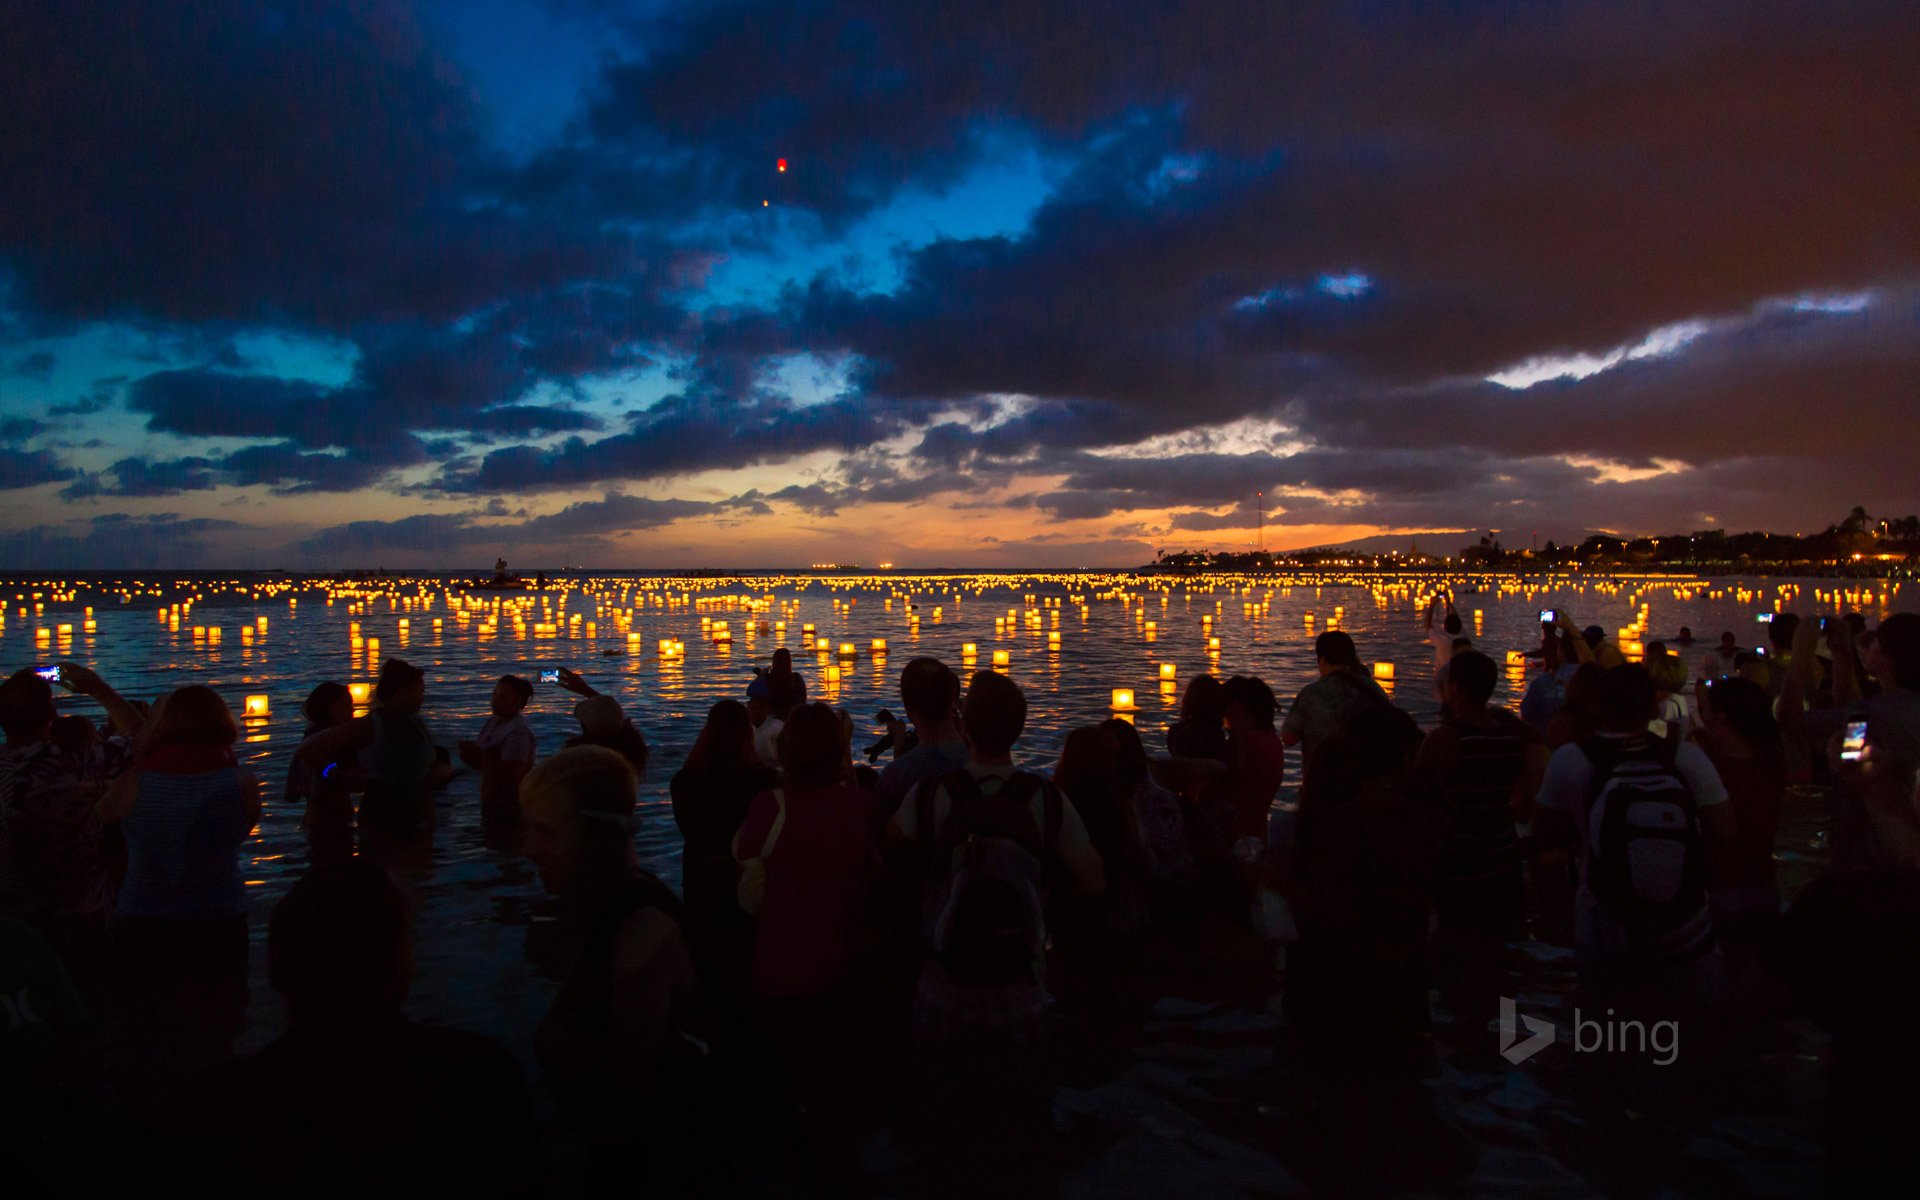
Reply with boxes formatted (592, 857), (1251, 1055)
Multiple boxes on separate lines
(6, 568), (1880, 1190)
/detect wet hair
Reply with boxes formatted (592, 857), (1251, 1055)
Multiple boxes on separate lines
(1178, 674), (1226, 725)
(1314, 630), (1363, 673)
(1593, 665), (1658, 732)
(1878, 613), (1920, 690)
(1099, 717), (1152, 795)
(497, 674), (533, 705)
(304, 681), (351, 727)
(1445, 650), (1498, 706)
(145, 685), (238, 749)
(521, 745), (638, 832)
(1222, 675), (1277, 729)
(270, 861), (411, 1021)
(0, 668), (55, 741)
(962, 669), (1027, 756)
(1704, 676), (1783, 765)
(374, 658), (424, 703)
(1054, 726), (1134, 864)
(686, 699), (755, 773)
(776, 702), (848, 790)
(899, 656), (960, 725)
(1768, 612), (1800, 652)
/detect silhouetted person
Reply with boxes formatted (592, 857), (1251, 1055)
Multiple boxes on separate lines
(170, 862), (543, 1190)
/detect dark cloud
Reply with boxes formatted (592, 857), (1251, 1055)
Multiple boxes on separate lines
(440, 390), (897, 493)
(11, 351), (55, 380)
(298, 490), (727, 558)
(0, 447), (75, 490)
(0, 1), (637, 331)
(62, 455), (218, 499)
(0, 512), (242, 568)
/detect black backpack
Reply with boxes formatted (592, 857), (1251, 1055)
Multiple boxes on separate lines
(1580, 737), (1712, 960)
(919, 769), (1063, 984)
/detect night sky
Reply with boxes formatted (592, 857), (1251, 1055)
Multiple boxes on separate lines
(2, 1), (1915, 569)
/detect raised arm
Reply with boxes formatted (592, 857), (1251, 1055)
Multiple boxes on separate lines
(57, 663), (144, 741)
(296, 713), (377, 766)
(555, 667), (602, 700)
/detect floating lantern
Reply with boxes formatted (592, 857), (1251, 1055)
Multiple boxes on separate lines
(1505, 650), (1527, 666)
(961, 642), (977, 658)
(1111, 688), (1136, 712)
(348, 683), (372, 705)
(243, 694), (270, 719)
(839, 642), (857, 658)
(991, 650), (1010, 668)
(825, 664), (843, 683)
(871, 638), (888, 653)
(1207, 636), (1221, 652)
(1372, 662), (1396, 681)
(1160, 663), (1176, 681)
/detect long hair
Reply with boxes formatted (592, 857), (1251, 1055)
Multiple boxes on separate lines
(374, 657), (423, 703)
(144, 684), (238, 750)
(1704, 676), (1784, 766)
(775, 702), (848, 790)
(1179, 674), (1226, 725)
(685, 699), (754, 773)
(1055, 725), (1136, 864)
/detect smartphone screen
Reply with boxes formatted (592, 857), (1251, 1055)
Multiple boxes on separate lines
(1755, 613), (1772, 624)
(539, 669), (559, 685)
(1539, 609), (1556, 624)
(1841, 720), (1869, 763)
(33, 664), (59, 682)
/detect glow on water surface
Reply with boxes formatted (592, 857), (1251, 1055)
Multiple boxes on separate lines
(0, 569), (1889, 1054)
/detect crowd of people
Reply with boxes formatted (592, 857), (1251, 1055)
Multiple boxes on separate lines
(3, 596), (1918, 1194)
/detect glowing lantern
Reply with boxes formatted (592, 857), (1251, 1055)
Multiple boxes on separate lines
(1111, 688), (1136, 712)
(243, 695), (270, 719)
(871, 638), (888, 653)
(962, 642), (977, 658)
(991, 650), (1010, 668)
(348, 683), (372, 706)
(777, 158), (788, 172)
(838, 642), (856, 658)
(1372, 662), (1396, 681)
(1160, 663), (1177, 681)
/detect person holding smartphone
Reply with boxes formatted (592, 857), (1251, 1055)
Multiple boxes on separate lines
(0, 662), (145, 1006)
(1828, 613), (1920, 870)
(460, 675), (537, 821)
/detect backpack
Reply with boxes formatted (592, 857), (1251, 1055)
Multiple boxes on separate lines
(920, 769), (1062, 985)
(1580, 737), (1712, 959)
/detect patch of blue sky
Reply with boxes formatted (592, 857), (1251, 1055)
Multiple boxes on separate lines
(690, 136), (1063, 310)
(1233, 271), (1372, 313)
(567, 361), (684, 417)
(1316, 272), (1373, 299)
(227, 329), (360, 387)
(764, 352), (857, 408)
